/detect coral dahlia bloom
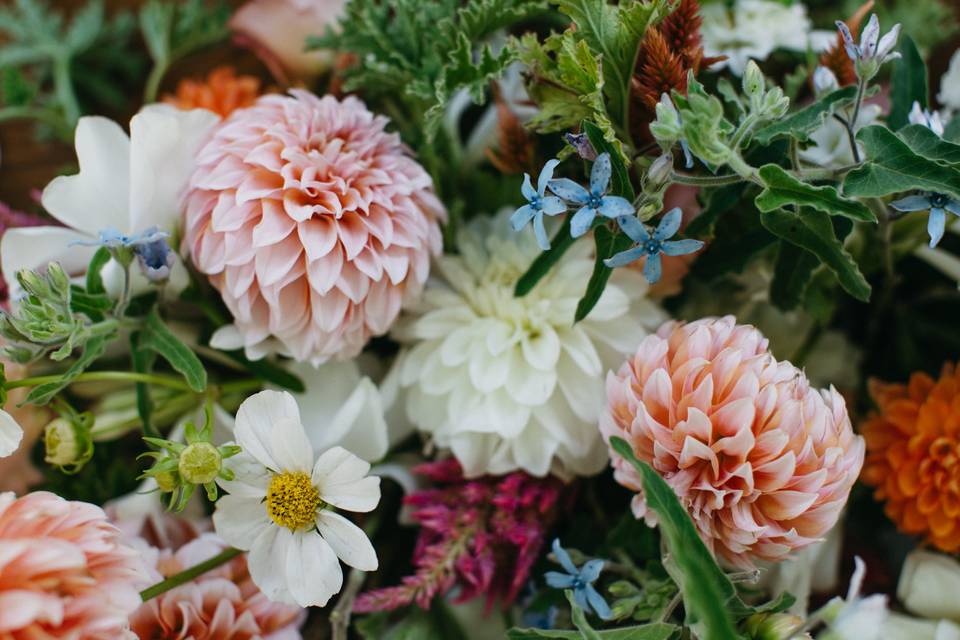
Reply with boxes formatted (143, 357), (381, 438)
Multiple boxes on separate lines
(164, 66), (263, 118)
(861, 364), (960, 552)
(601, 316), (864, 567)
(184, 90), (444, 364)
(0, 491), (147, 639)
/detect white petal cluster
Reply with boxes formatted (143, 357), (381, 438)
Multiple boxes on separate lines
(391, 210), (666, 478)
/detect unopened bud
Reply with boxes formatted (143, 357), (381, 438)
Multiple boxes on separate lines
(645, 154), (674, 192)
(44, 416), (92, 470)
(179, 441), (223, 484)
(742, 61), (765, 102)
(46, 263), (70, 299)
(744, 612), (804, 640)
(154, 470), (179, 493)
(813, 66), (839, 95)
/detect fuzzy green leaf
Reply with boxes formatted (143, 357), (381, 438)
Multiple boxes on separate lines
(756, 164), (875, 222)
(140, 310), (207, 392)
(575, 225), (631, 323)
(609, 437), (741, 640)
(85, 247), (111, 295)
(842, 125), (960, 201)
(24, 335), (108, 405)
(515, 217), (575, 297)
(888, 35), (928, 131)
(898, 124), (960, 166)
(760, 208), (871, 302)
(770, 241), (819, 311)
(753, 86), (858, 145)
(583, 120), (634, 199)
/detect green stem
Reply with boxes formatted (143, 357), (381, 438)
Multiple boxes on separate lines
(729, 113), (759, 151)
(6, 371), (192, 392)
(217, 379), (263, 395)
(143, 59), (169, 104)
(669, 172), (744, 187)
(844, 79), (867, 164)
(140, 547), (242, 601)
(0, 106), (72, 140)
(52, 53), (80, 127)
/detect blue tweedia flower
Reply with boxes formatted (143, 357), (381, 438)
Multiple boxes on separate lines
(510, 159), (567, 250)
(548, 153), (634, 239)
(891, 193), (960, 248)
(72, 226), (170, 249)
(134, 236), (176, 283)
(544, 539), (612, 620)
(604, 208), (704, 284)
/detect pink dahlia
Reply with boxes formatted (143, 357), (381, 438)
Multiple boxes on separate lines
(183, 90), (444, 364)
(601, 316), (864, 568)
(0, 491), (147, 639)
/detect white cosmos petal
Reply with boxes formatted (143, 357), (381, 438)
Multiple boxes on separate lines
(313, 447), (381, 512)
(269, 416), (314, 473)
(286, 530), (342, 608)
(0, 226), (98, 299)
(0, 410), (23, 458)
(316, 510), (378, 571)
(212, 494), (271, 549)
(217, 451), (271, 497)
(129, 105), (219, 234)
(41, 116), (130, 235)
(234, 390), (303, 471)
(247, 525), (298, 606)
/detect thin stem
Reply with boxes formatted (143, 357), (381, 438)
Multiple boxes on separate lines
(330, 569), (368, 640)
(140, 547), (242, 601)
(843, 79), (867, 164)
(115, 266), (133, 318)
(659, 591), (682, 623)
(6, 371), (192, 392)
(729, 113), (759, 151)
(217, 379), (263, 395)
(143, 59), (169, 104)
(52, 53), (80, 127)
(669, 172), (744, 187)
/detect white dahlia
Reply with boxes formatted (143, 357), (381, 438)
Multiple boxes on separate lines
(391, 211), (666, 478)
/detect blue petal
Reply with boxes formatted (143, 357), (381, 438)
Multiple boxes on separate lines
(604, 246), (647, 268)
(615, 215), (650, 244)
(549, 178), (591, 204)
(945, 200), (960, 216)
(680, 140), (694, 169)
(521, 173), (537, 201)
(545, 571), (577, 589)
(552, 539), (578, 576)
(584, 585), (613, 620)
(654, 208), (683, 241)
(538, 159), (561, 195)
(570, 207), (597, 238)
(573, 587), (591, 613)
(662, 238), (704, 256)
(598, 196), (634, 219)
(928, 207), (947, 247)
(579, 559), (605, 583)
(891, 195), (932, 212)
(590, 153), (612, 195)
(541, 196), (567, 216)
(643, 252), (663, 283)
(510, 205), (536, 231)
(533, 213), (550, 251)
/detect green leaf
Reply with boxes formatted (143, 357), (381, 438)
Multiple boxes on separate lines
(24, 335), (108, 405)
(506, 623), (677, 639)
(516, 217), (575, 297)
(842, 125), (960, 201)
(944, 116), (960, 144)
(223, 350), (303, 393)
(760, 208), (871, 302)
(85, 247), (111, 295)
(568, 590), (602, 640)
(888, 35), (928, 131)
(609, 437), (741, 640)
(583, 120), (634, 199)
(358, 602), (467, 640)
(753, 86), (858, 146)
(130, 331), (159, 439)
(575, 225), (631, 323)
(140, 310), (207, 392)
(755, 164), (875, 222)
(898, 124), (960, 166)
(770, 241), (819, 311)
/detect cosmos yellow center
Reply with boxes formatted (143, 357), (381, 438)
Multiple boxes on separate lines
(266, 472), (322, 531)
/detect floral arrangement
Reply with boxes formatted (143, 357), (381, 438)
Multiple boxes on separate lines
(1, 0), (959, 638)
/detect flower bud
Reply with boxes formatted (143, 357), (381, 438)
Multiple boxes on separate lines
(45, 263), (70, 300)
(178, 441), (223, 484)
(154, 470), (179, 493)
(742, 61), (765, 102)
(44, 416), (93, 470)
(813, 66), (839, 95)
(744, 612), (804, 640)
(644, 154), (674, 194)
(897, 550), (960, 621)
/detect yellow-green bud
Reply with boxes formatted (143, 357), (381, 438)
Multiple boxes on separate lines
(178, 441), (222, 484)
(155, 470), (179, 493)
(44, 417), (89, 468)
(742, 61), (765, 102)
(744, 612), (804, 640)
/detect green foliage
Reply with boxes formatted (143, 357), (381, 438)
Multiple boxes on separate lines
(843, 125), (960, 201)
(575, 224), (632, 323)
(356, 602), (467, 639)
(888, 35), (928, 131)
(583, 120), (635, 199)
(898, 124), (960, 166)
(25, 335), (109, 405)
(770, 241), (820, 311)
(753, 86), (858, 146)
(507, 623), (677, 639)
(516, 218), (576, 297)
(755, 165), (875, 222)
(139, 310), (207, 392)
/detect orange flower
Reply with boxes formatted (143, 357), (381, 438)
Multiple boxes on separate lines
(861, 364), (960, 552)
(164, 66), (262, 118)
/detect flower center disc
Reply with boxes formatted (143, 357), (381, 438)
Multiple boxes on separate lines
(266, 472), (322, 531)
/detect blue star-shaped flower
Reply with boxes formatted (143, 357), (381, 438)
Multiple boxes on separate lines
(604, 208), (704, 284)
(891, 192), (960, 248)
(548, 153), (634, 239)
(544, 539), (612, 620)
(73, 226), (170, 249)
(510, 159), (567, 250)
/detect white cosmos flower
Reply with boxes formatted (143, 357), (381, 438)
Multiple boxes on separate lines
(212, 390), (380, 607)
(0, 105), (218, 300)
(0, 410), (23, 458)
(390, 209), (666, 478)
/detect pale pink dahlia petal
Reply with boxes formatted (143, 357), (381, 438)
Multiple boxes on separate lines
(184, 90), (444, 364)
(601, 316), (864, 568)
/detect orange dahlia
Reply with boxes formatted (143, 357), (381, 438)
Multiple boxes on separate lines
(861, 364), (960, 552)
(164, 66), (263, 118)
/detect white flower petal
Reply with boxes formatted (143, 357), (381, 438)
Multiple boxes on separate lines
(212, 494), (271, 549)
(286, 530), (342, 608)
(269, 416), (314, 473)
(234, 390), (303, 471)
(217, 451), (271, 497)
(247, 525), (298, 606)
(41, 116), (130, 235)
(0, 410), (23, 458)
(316, 510), (378, 571)
(313, 447), (381, 512)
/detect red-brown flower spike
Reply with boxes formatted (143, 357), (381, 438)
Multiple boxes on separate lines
(633, 29), (688, 112)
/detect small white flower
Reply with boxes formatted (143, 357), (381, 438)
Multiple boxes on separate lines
(813, 66), (840, 95)
(898, 550), (960, 622)
(212, 390), (381, 607)
(0, 409), (23, 458)
(909, 101), (946, 136)
(819, 557), (888, 640)
(938, 49), (960, 114)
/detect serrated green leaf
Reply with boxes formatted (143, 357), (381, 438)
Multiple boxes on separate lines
(515, 217), (575, 297)
(140, 310), (207, 392)
(888, 35), (928, 131)
(843, 125), (960, 201)
(898, 124), (960, 165)
(583, 120), (634, 198)
(755, 164), (875, 221)
(507, 623), (677, 639)
(575, 225), (631, 323)
(770, 241), (819, 311)
(24, 335), (109, 405)
(753, 86), (858, 146)
(760, 208), (871, 301)
(609, 437), (741, 640)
